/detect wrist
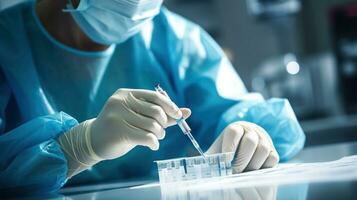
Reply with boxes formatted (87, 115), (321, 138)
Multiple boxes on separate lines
(82, 119), (103, 162)
(57, 119), (103, 178)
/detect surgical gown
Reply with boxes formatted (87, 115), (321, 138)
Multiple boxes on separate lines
(0, 1), (305, 194)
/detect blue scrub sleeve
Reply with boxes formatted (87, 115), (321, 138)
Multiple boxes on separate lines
(0, 112), (78, 194)
(161, 9), (305, 161)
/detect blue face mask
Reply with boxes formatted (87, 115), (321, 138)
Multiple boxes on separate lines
(65, 0), (163, 45)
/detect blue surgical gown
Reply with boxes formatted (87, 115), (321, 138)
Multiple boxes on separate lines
(0, 1), (305, 194)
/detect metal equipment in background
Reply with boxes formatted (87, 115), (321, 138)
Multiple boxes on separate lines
(247, 0), (357, 146)
(246, 0), (301, 19)
(247, 0), (342, 120)
(246, 0), (301, 55)
(251, 53), (339, 120)
(330, 3), (357, 115)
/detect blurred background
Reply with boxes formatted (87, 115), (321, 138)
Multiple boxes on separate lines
(1, 0), (357, 147)
(163, 0), (357, 148)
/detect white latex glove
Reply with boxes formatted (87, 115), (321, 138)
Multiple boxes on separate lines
(206, 121), (279, 173)
(58, 88), (191, 177)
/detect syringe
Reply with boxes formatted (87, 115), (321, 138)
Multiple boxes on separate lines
(154, 85), (207, 160)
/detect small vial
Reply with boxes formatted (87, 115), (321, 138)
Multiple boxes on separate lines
(155, 152), (234, 184)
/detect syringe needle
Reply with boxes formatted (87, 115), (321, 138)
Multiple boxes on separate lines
(175, 113), (207, 160)
(154, 84), (207, 161)
(186, 131), (206, 159)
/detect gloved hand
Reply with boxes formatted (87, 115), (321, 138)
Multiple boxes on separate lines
(58, 88), (191, 177)
(206, 121), (279, 173)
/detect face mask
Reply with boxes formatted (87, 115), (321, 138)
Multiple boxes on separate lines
(65, 0), (163, 45)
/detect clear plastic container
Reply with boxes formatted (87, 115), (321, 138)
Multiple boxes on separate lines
(155, 152), (234, 183)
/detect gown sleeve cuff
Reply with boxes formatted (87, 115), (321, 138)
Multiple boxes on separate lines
(0, 112), (79, 194)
